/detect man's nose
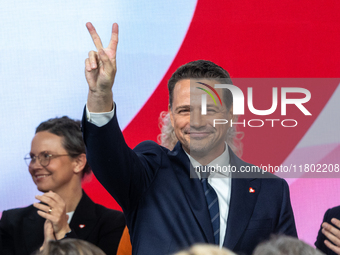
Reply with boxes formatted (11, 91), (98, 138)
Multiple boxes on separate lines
(190, 108), (206, 128)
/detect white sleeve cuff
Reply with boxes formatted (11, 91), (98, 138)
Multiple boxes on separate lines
(85, 103), (115, 127)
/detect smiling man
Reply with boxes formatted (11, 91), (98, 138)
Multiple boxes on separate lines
(82, 22), (297, 255)
(169, 77), (233, 165)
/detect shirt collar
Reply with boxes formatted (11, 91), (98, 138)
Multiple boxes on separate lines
(184, 142), (231, 178)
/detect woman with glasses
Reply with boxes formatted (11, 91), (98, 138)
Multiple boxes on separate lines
(0, 116), (125, 255)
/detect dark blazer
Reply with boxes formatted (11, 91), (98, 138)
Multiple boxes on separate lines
(0, 191), (125, 255)
(82, 108), (297, 255)
(315, 206), (340, 255)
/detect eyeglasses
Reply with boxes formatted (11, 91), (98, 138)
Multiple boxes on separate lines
(24, 151), (70, 167)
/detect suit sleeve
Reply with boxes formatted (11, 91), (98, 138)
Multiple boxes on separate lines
(0, 211), (15, 255)
(81, 106), (161, 212)
(275, 179), (298, 237)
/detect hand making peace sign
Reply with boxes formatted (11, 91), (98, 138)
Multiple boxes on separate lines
(85, 22), (118, 112)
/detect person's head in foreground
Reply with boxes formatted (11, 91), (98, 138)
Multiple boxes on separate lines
(36, 238), (105, 255)
(167, 60), (238, 164)
(175, 244), (237, 255)
(25, 116), (90, 195)
(252, 235), (324, 255)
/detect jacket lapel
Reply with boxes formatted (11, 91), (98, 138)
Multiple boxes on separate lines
(168, 142), (214, 244)
(23, 206), (45, 253)
(69, 191), (97, 239)
(223, 148), (261, 250)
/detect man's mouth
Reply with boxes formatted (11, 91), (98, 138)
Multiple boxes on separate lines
(187, 132), (211, 138)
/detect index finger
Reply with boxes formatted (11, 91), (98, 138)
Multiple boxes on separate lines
(43, 191), (65, 205)
(86, 22), (104, 50)
(35, 195), (57, 208)
(107, 23), (119, 53)
(35, 192), (63, 208)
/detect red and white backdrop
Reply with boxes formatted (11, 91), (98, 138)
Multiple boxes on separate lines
(1, 0), (339, 246)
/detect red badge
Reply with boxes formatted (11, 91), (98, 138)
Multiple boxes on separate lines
(79, 224), (85, 229)
(249, 187), (255, 193)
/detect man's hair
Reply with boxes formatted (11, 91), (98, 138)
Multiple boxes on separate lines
(36, 116), (91, 176)
(35, 238), (105, 255)
(168, 60), (233, 110)
(253, 235), (324, 255)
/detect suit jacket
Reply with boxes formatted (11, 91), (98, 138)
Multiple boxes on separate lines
(315, 206), (340, 255)
(0, 190), (125, 255)
(82, 107), (297, 255)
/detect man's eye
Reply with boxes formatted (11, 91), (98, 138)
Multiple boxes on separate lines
(179, 109), (189, 113)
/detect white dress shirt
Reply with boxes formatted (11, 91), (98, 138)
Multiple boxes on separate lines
(66, 211), (74, 224)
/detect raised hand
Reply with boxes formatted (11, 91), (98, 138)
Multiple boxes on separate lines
(322, 218), (340, 254)
(33, 191), (71, 240)
(85, 22), (119, 112)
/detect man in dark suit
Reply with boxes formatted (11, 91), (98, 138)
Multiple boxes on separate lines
(315, 206), (340, 255)
(82, 22), (297, 254)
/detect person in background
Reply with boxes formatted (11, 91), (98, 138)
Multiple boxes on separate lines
(175, 244), (237, 255)
(36, 238), (106, 255)
(315, 205), (340, 255)
(253, 235), (323, 255)
(0, 116), (125, 255)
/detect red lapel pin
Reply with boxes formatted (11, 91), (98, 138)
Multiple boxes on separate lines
(249, 187), (255, 193)
(79, 224), (85, 229)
